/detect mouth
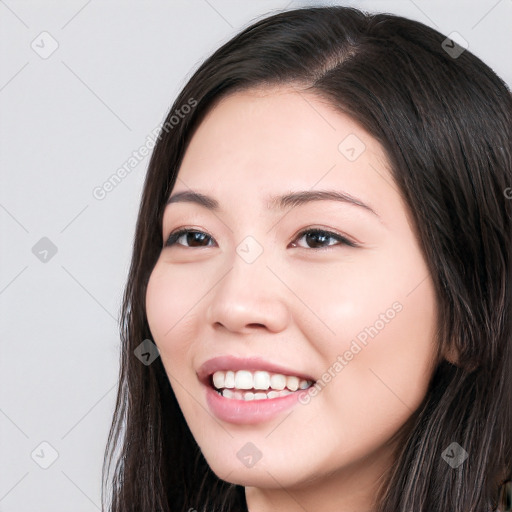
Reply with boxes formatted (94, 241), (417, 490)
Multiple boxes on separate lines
(198, 356), (317, 424)
(209, 369), (314, 401)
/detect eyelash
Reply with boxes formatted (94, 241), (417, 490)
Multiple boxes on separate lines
(164, 227), (359, 250)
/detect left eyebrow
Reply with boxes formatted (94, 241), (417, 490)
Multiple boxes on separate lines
(266, 189), (380, 218)
(166, 189), (380, 220)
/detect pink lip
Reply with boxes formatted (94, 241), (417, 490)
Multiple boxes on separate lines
(197, 355), (315, 425)
(205, 384), (308, 424)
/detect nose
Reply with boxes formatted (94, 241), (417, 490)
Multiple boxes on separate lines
(205, 254), (291, 335)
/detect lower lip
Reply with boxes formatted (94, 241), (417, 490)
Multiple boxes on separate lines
(204, 383), (307, 424)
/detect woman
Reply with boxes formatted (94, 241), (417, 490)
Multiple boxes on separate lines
(102, 6), (512, 511)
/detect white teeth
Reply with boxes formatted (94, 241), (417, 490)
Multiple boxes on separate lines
(253, 371), (270, 390)
(211, 369), (313, 397)
(212, 372), (225, 389)
(225, 371), (235, 388)
(234, 370), (253, 389)
(286, 376), (299, 391)
(220, 388), (293, 400)
(270, 373), (286, 390)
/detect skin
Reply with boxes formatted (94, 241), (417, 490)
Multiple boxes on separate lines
(145, 85), (441, 512)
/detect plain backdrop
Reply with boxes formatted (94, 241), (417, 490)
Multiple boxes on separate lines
(0, 1), (510, 510)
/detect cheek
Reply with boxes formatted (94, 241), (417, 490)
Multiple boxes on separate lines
(146, 267), (175, 340)
(298, 242), (438, 434)
(289, 282), (437, 477)
(145, 264), (207, 425)
(360, 278), (438, 406)
(145, 263), (199, 365)
(349, 244), (439, 389)
(319, 271), (437, 441)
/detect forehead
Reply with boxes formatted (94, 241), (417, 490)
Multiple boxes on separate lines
(182, 85), (380, 166)
(174, 86), (404, 224)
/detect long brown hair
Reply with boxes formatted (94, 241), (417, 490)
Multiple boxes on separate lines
(102, 6), (512, 511)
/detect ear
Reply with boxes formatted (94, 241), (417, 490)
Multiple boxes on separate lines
(442, 342), (479, 372)
(442, 342), (460, 366)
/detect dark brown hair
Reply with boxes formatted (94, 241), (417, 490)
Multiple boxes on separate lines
(102, 6), (512, 511)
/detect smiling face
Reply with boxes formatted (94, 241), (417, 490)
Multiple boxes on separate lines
(145, 86), (439, 509)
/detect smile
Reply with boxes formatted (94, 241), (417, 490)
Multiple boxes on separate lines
(198, 356), (317, 423)
(211, 370), (313, 400)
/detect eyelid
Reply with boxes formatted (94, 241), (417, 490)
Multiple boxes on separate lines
(164, 226), (217, 248)
(292, 226), (359, 248)
(163, 226), (360, 249)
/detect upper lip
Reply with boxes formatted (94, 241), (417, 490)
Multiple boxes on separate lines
(197, 355), (316, 385)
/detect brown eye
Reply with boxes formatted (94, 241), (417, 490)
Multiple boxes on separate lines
(291, 229), (358, 249)
(164, 227), (358, 250)
(165, 229), (215, 248)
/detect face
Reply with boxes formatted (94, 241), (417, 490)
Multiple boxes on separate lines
(146, 86), (439, 508)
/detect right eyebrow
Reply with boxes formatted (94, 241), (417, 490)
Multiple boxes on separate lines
(166, 191), (219, 210)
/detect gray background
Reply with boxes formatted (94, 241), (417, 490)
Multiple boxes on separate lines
(0, 1), (510, 510)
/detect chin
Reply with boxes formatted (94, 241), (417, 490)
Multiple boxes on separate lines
(204, 449), (312, 489)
